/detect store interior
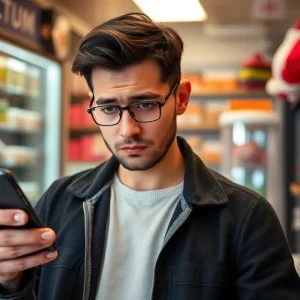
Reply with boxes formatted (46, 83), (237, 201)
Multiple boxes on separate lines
(0, 0), (300, 273)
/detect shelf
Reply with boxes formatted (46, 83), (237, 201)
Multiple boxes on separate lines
(0, 124), (41, 134)
(70, 126), (100, 133)
(231, 163), (266, 170)
(191, 88), (271, 98)
(290, 182), (300, 198)
(0, 162), (35, 168)
(178, 125), (219, 132)
(71, 93), (90, 100)
(0, 87), (38, 99)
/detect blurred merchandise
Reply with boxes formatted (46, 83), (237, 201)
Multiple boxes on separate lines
(239, 52), (272, 90)
(182, 70), (239, 93)
(177, 101), (203, 129)
(200, 69), (238, 91)
(68, 134), (111, 162)
(0, 40), (62, 204)
(0, 107), (42, 131)
(6, 58), (27, 94)
(181, 73), (202, 93)
(0, 144), (38, 166)
(26, 66), (41, 97)
(219, 108), (282, 224)
(69, 101), (95, 128)
(201, 140), (223, 166)
(184, 135), (202, 156)
(203, 101), (227, 128)
(290, 181), (300, 198)
(0, 98), (8, 123)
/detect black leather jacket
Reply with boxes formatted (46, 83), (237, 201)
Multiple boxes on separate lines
(1, 136), (299, 300)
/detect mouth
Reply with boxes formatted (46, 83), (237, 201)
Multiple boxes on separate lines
(120, 145), (148, 154)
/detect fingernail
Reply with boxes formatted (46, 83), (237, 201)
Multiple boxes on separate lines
(14, 213), (25, 223)
(41, 231), (53, 240)
(46, 251), (57, 259)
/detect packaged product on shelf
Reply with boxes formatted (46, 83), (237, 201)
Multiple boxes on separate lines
(6, 107), (23, 128)
(204, 101), (227, 128)
(3, 146), (27, 165)
(184, 135), (202, 157)
(0, 98), (8, 123)
(0, 56), (8, 88)
(26, 66), (41, 97)
(2, 146), (38, 166)
(6, 58), (26, 93)
(23, 110), (42, 131)
(80, 135), (92, 161)
(181, 73), (202, 93)
(177, 101), (203, 129)
(200, 141), (223, 166)
(200, 69), (238, 91)
(5, 108), (41, 131)
(69, 104), (82, 127)
(68, 139), (81, 161)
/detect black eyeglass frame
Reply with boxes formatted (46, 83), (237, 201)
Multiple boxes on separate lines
(86, 83), (178, 126)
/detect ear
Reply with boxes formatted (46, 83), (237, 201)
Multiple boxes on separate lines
(176, 80), (191, 115)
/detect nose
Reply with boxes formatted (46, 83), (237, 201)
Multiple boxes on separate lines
(118, 110), (141, 138)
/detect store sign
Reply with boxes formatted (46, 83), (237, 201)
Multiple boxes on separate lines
(252, 0), (285, 20)
(0, 0), (41, 44)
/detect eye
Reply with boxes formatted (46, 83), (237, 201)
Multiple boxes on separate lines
(138, 102), (154, 109)
(101, 106), (118, 114)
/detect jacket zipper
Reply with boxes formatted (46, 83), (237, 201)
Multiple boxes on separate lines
(150, 205), (192, 300)
(82, 199), (94, 300)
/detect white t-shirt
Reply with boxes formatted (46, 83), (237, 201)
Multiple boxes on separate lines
(96, 174), (183, 300)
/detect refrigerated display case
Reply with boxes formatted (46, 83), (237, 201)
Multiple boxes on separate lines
(219, 110), (284, 225)
(0, 40), (62, 205)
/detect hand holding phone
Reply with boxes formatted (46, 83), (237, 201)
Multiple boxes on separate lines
(0, 169), (57, 290)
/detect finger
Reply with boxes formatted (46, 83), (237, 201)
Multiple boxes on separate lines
(0, 242), (54, 260)
(0, 228), (56, 247)
(0, 210), (28, 226)
(0, 250), (58, 277)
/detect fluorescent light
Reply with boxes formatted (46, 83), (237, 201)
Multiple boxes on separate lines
(132, 0), (207, 22)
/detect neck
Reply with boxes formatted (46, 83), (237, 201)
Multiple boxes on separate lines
(117, 138), (185, 191)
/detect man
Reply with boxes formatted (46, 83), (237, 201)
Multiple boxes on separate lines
(0, 12), (299, 300)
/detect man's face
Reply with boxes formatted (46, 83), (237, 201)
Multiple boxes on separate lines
(91, 60), (179, 171)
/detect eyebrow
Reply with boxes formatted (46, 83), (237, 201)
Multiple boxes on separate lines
(95, 92), (162, 105)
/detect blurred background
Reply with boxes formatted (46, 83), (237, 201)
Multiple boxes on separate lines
(0, 0), (300, 271)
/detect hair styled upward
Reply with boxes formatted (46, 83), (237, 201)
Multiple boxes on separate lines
(72, 13), (184, 91)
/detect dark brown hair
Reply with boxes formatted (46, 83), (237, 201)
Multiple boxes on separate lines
(72, 13), (184, 91)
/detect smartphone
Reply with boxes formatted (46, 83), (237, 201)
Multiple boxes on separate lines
(0, 168), (57, 252)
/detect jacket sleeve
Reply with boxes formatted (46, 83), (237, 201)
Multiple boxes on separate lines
(0, 185), (52, 300)
(235, 197), (300, 299)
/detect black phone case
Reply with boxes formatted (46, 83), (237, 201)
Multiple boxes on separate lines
(0, 168), (57, 252)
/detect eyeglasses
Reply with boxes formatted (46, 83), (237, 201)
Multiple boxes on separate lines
(87, 83), (178, 126)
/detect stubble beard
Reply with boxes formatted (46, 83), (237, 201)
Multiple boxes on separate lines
(102, 116), (177, 171)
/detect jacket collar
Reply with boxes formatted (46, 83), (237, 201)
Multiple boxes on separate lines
(67, 136), (228, 206)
